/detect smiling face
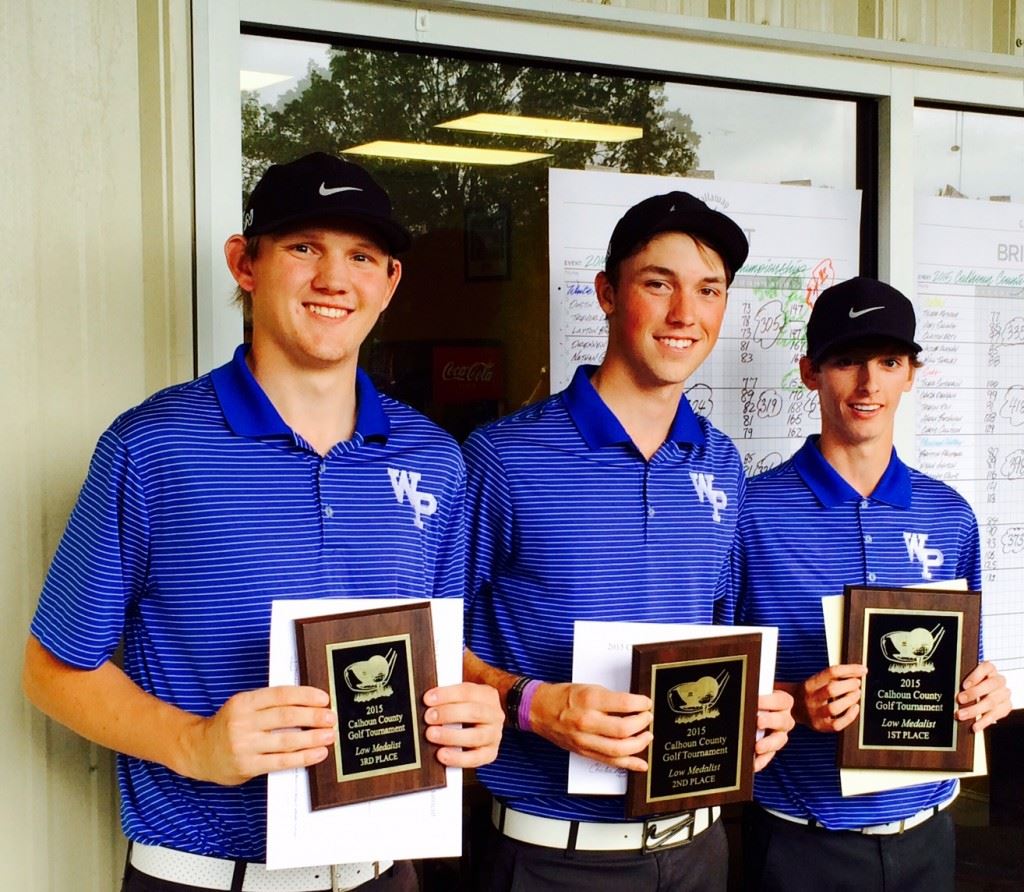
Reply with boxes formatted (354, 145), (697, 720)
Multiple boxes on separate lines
(595, 231), (728, 397)
(800, 342), (916, 452)
(225, 223), (401, 375)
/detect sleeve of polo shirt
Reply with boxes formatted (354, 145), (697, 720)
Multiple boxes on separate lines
(956, 508), (984, 658)
(461, 429), (514, 613)
(957, 508), (983, 593)
(714, 531), (743, 626)
(429, 463), (468, 601)
(29, 428), (150, 669)
(713, 469), (746, 625)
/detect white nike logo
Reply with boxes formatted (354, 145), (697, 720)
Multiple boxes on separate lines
(848, 305), (884, 318)
(319, 183), (363, 196)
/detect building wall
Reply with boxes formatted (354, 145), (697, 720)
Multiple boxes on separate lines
(574, 0), (1024, 54)
(1, 0), (1019, 888)
(1, 0), (192, 888)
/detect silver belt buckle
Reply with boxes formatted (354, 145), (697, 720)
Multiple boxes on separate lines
(642, 811), (695, 853)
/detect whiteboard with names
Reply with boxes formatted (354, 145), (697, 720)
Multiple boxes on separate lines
(915, 195), (1024, 706)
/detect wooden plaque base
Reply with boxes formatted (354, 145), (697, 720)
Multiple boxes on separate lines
(840, 585), (980, 772)
(295, 601), (445, 810)
(626, 633), (760, 818)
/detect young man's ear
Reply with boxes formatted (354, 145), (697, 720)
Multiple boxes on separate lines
(799, 355), (820, 392)
(595, 271), (616, 318)
(381, 258), (402, 313)
(224, 235), (255, 292)
(903, 362), (917, 393)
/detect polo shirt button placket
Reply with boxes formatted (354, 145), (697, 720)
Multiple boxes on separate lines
(319, 457), (348, 549)
(642, 465), (655, 538)
(316, 459), (334, 543)
(859, 500), (876, 583)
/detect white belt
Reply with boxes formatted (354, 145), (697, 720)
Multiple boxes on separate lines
(492, 800), (720, 852)
(764, 792), (956, 836)
(130, 842), (393, 892)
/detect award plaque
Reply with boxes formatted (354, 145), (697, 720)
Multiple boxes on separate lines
(294, 601), (445, 810)
(626, 633), (760, 818)
(839, 585), (981, 772)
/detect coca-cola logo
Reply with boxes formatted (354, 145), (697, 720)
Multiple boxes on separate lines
(441, 361), (495, 383)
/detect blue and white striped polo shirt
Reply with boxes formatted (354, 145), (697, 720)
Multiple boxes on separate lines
(30, 345), (466, 859)
(464, 364), (745, 822)
(726, 436), (981, 829)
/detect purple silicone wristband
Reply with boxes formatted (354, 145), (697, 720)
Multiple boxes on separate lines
(518, 679), (542, 732)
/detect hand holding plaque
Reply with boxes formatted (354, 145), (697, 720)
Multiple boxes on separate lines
(839, 585), (981, 772)
(626, 633), (760, 818)
(295, 601), (446, 810)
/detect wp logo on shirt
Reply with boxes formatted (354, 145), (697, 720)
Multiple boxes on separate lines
(903, 532), (944, 580)
(690, 472), (727, 523)
(388, 468), (438, 529)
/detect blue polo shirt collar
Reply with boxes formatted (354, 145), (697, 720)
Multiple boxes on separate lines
(562, 364), (705, 450)
(211, 345), (390, 443)
(792, 435), (911, 509)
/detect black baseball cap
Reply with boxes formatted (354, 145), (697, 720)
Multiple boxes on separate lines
(242, 152), (411, 253)
(806, 277), (922, 363)
(605, 191), (749, 283)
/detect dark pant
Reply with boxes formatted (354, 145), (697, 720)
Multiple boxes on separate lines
(121, 858), (418, 892)
(483, 818), (729, 892)
(742, 805), (955, 892)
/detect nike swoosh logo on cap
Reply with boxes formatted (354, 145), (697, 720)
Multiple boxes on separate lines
(848, 305), (884, 318)
(319, 183), (364, 196)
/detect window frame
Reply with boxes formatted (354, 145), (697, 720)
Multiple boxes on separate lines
(191, 0), (1024, 375)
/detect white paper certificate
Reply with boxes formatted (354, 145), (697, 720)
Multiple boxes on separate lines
(567, 621), (778, 796)
(266, 598), (463, 869)
(822, 580), (987, 796)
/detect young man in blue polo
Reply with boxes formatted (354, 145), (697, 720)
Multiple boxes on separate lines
(462, 193), (794, 891)
(22, 152), (503, 892)
(728, 277), (1011, 891)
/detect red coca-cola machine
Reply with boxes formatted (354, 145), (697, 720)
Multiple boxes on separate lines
(431, 345), (504, 405)
(364, 340), (505, 441)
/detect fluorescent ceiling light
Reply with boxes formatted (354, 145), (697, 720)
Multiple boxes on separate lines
(344, 141), (551, 166)
(240, 70), (293, 91)
(437, 113), (643, 142)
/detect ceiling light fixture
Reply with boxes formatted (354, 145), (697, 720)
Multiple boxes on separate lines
(343, 141), (551, 166)
(437, 113), (642, 142)
(240, 70), (294, 91)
